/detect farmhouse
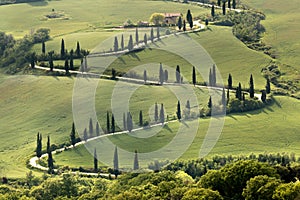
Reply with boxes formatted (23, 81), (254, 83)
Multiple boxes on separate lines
(164, 13), (181, 25)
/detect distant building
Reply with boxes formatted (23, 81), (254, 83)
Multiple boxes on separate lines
(138, 21), (150, 27)
(164, 13), (181, 25)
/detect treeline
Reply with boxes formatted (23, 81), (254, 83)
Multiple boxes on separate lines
(0, 28), (50, 74)
(3, 157), (300, 199)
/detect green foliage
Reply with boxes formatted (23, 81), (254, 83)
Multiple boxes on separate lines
(182, 188), (223, 200)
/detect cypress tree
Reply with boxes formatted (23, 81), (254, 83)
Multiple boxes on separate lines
(96, 122), (100, 136)
(112, 68), (116, 79)
(157, 27), (160, 40)
(242, 92), (246, 101)
(48, 51), (54, 72)
(70, 50), (74, 70)
(176, 65), (181, 83)
(94, 148), (98, 172)
(186, 9), (193, 29)
(186, 100), (190, 118)
(160, 104), (165, 124)
(127, 112), (133, 132)
(144, 70), (147, 84)
(121, 34), (124, 50)
(164, 69), (168, 82)
(133, 150), (139, 170)
(64, 58), (69, 74)
(70, 122), (76, 146)
(47, 151), (54, 174)
(83, 128), (88, 141)
(183, 20), (186, 32)
(222, 2), (226, 15)
(205, 19), (209, 26)
(123, 112), (127, 131)
(113, 146), (119, 173)
(42, 41), (46, 54)
(135, 28), (139, 44)
(209, 68), (212, 86)
(178, 16), (182, 30)
(144, 33), (147, 45)
(227, 88), (230, 105)
(222, 88), (226, 107)
(154, 102), (158, 122)
(139, 110), (143, 126)
(249, 74), (255, 98)
(47, 135), (50, 154)
(128, 35), (133, 51)
(228, 73), (233, 89)
(177, 100), (181, 120)
(211, 5), (215, 17)
(61, 39), (65, 58)
(261, 90), (267, 102)
(113, 36), (119, 52)
(212, 64), (216, 86)
(192, 66), (196, 86)
(150, 28), (154, 42)
(236, 82), (242, 100)
(217, 0), (221, 6)
(76, 41), (80, 57)
(111, 114), (115, 133)
(89, 118), (93, 137)
(232, 0), (236, 9)
(36, 132), (42, 158)
(228, 0), (231, 9)
(208, 96), (212, 108)
(106, 111), (110, 133)
(159, 63), (164, 85)
(266, 78), (271, 94)
(30, 53), (35, 68)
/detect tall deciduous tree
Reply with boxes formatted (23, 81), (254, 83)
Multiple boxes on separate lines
(113, 36), (119, 52)
(133, 150), (139, 170)
(61, 39), (65, 58)
(36, 132), (42, 158)
(70, 122), (76, 146)
(266, 78), (271, 94)
(249, 74), (254, 98)
(94, 148), (98, 172)
(178, 16), (182, 30)
(192, 66), (196, 86)
(228, 73), (233, 89)
(128, 35), (133, 51)
(160, 104), (165, 124)
(176, 65), (181, 83)
(154, 102), (158, 122)
(177, 100), (181, 120)
(89, 118), (93, 137)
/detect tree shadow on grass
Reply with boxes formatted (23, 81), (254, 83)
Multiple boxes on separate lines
(163, 124), (173, 133)
(27, 1), (48, 6)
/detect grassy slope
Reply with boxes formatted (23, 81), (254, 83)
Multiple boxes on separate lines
(244, 0), (300, 89)
(54, 95), (300, 169)
(0, 0), (207, 38)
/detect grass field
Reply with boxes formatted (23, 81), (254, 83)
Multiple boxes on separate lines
(0, 0), (207, 38)
(54, 95), (300, 169)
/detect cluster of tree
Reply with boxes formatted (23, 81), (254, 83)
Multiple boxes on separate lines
(4, 155), (300, 199)
(177, 9), (194, 31)
(0, 29), (50, 74)
(35, 133), (54, 173)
